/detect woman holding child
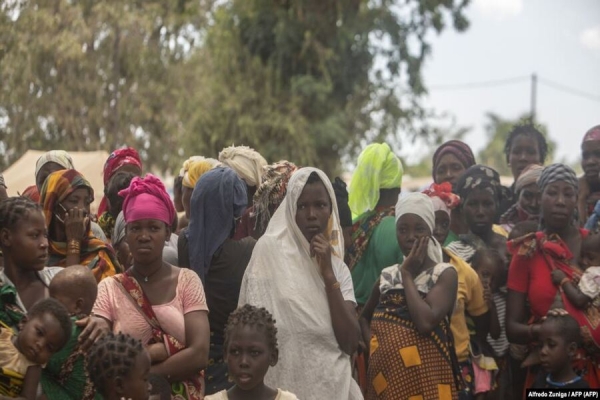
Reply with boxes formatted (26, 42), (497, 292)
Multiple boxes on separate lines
(507, 163), (600, 390)
(92, 174), (210, 399)
(239, 167), (362, 400)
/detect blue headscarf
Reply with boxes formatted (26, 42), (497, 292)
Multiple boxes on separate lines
(187, 167), (247, 281)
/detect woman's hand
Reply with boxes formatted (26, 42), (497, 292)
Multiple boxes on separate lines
(76, 315), (110, 351)
(147, 342), (169, 364)
(311, 234), (334, 279)
(551, 269), (567, 286)
(401, 236), (428, 278)
(64, 208), (89, 242)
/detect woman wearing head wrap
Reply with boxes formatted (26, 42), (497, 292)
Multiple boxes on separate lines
(91, 174), (209, 399)
(579, 125), (600, 225)
(346, 143), (404, 306)
(181, 157), (222, 220)
(239, 168), (362, 400)
(499, 164), (544, 232)
(424, 183), (489, 399)
(97, 147), (142, 216)
(218, 145), (268, 205)
(35, 150), (75, 191)
(180, 167), (255, 395)
(233, 161), (298, 240)
(497, 123), (548, 219)
(20, 185), (40, 203)
(40, 170), (119, 281)
(507, 163), (600, 388)
(360, 193), (460, 399)
(446, 165), (509, 264)
(97, 171), (136, 240)
(432, 140), (477, 245)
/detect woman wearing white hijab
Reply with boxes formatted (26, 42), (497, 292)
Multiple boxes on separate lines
(238, 167), (362, 400)
(360, 193), (461, 400)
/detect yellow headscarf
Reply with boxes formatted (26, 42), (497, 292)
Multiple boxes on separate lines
(182, 159), (221, 189)
(348, 143), (403, 216)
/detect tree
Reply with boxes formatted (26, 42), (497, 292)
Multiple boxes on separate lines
(477, 112), (556, 176)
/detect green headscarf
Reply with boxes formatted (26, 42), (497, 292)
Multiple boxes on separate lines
(349, 143), (403, 216)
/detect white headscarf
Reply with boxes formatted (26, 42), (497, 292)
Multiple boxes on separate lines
(395, 192), (443, 264)
(238, 167), (361, 400)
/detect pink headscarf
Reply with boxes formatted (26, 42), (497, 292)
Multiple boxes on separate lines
(119, 174), (175, 225)
(583, 125), (600, 142)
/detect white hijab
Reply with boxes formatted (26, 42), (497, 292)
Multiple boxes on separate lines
(238, 167), (362, 400)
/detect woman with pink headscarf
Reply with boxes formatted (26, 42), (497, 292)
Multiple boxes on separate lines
(97, 147), (143, 217)
(92, 174), (209, 399)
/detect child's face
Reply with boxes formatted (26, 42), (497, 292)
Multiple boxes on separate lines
(475, 257), (502, 291)
(539, 321), (576, 375)
(119, 350), (151, 400)
(226, 325), (276, 391)
(17, 313), (66, 365)
(8, 211), (49, 271)
(581, 248), (600, 269)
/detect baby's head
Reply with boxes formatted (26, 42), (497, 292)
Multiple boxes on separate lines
(16, 298), (72, 365)
(49, 265), (98, 317)
(224, 304), (279, 391)
(581, 232), (600, 270)
(539, 314), (581, 376)
(508, 220), (538, 241)
(471, 248), (505, 291)
(87, 332), (150, 400)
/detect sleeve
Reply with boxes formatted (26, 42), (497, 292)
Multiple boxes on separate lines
(92, 278), (115, 322)
(465, 267), (488, 317)
(578, 268), (600, 300)
(507, 253), (530, 293)
(333, 259), (357, 305)
(180, 269), (209, 314)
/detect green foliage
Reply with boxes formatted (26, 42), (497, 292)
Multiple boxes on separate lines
(477, 112), (556, 176)
(0, 0), (470, 175)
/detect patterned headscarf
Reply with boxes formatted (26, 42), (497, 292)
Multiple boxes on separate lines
(252, 161), (298, 235)
(422, 182), (461, 217)
(35, 150), (75, 178)
(537, 164), (579, 193)
(120, 174), (176, 226)
(99, 147), (142, 215)
(349, 143), (403, 216)
(454, 165), (502, 203)
(188, 167), (248, 282)
(218, 145), (268, 187)
(21, 185), (40, 203)
(40, 169), (120, 282)
(432, 140), (477, 181)
(515, 164), (544, 194)
(182, 158), (221, 189)
(582, 125), (600, 143)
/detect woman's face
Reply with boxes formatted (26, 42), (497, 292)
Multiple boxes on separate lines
(126, 219), (169, 264)
(295, 181), (332, 243)
(508, 134), (541, 180)
(433, 210), (450, 245)
(462, 188), (497, 236)
(5, 210), (49, 271)
(396, 213), (432, 257)
(36, 162), (65, 191)
(182, 186), (193, 219)
(541, 181), (577, 230)
(434, 154), (466, 185)
(518, 183), (541, 216)
(581, 140), (600, 185)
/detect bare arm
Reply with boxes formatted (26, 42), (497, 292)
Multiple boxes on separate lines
(561, 281), (592, 309)
(150, 310), (210, 382)
(21, 365), (41, 400)
(506, 289), (539, 344)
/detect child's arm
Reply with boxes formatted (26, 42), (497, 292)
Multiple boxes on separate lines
(488, 296), (501, 340)
(20, 365), (41, 400)
(561, 280), (592, 309)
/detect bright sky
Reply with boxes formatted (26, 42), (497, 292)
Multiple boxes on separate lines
(401, 0), (600, 166)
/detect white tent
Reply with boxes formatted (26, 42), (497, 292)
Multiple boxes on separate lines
(3, 150), (110, 212)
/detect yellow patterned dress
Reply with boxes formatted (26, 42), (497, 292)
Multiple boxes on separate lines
(367, 263), (463, 400)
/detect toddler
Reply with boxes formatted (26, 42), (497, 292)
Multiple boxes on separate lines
(205, 304), (298, 400)
(0, 298), (71, 399)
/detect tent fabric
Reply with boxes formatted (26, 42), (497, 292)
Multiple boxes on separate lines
(3, 150), (110, 213)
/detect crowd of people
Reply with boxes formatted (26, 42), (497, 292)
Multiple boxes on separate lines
(0, 123), (598, 399)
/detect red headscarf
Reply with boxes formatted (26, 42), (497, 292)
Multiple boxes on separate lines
(98, 147), (142, 215)
(583, 125), (600, 142)
(21, 185), (40, 203)
(119, 174), (176, 226)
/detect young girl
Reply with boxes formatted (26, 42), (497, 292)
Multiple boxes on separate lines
(551, 231), (600, 309)
(0, 298), (72, 399)
(532, 313), (589, 389)
(86, 332), (151, 400)
(205, 305), (298, 400)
